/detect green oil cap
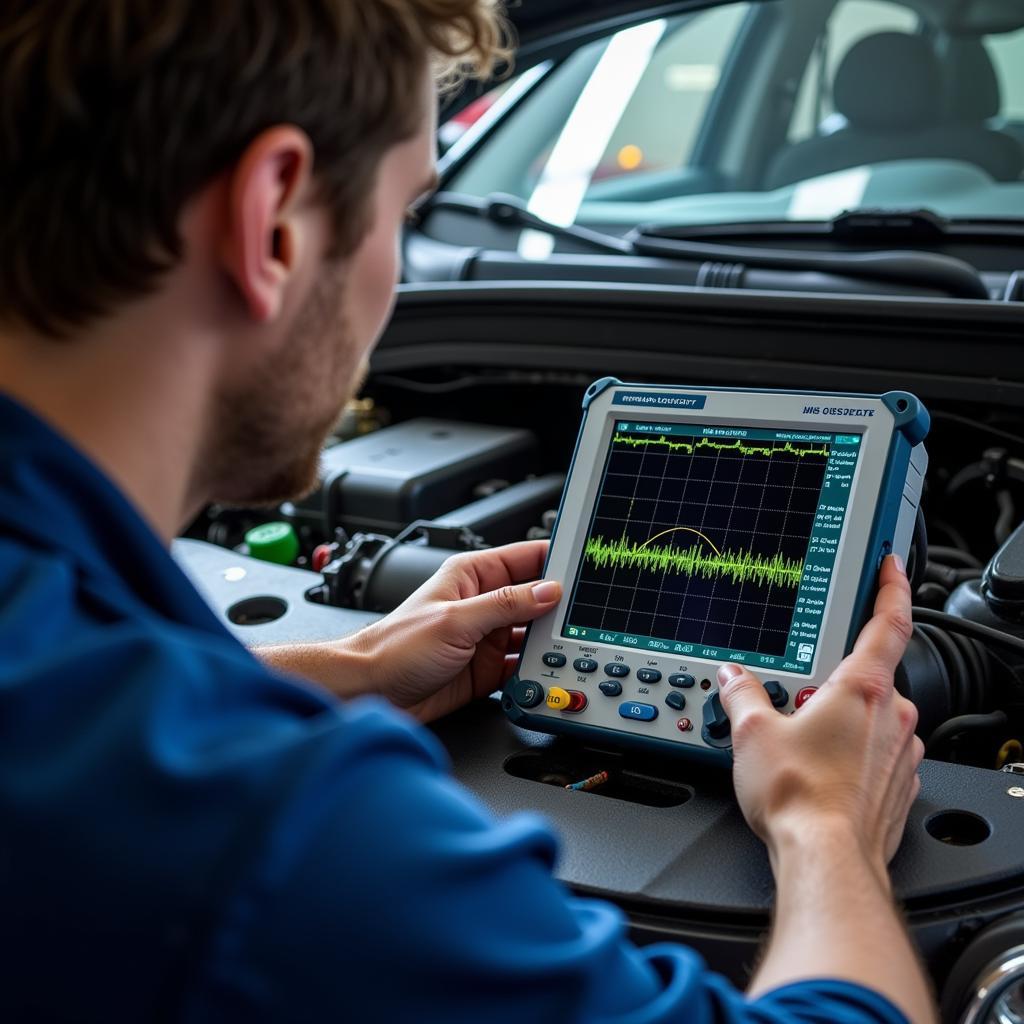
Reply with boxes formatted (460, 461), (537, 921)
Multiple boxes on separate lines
(245, 522), (299, 566)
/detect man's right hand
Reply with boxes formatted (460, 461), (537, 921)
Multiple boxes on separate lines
(717, 554), (936, 1023)
(719, 554), (922, 876)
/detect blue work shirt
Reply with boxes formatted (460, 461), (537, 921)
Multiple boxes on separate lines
(0, 392), (907, 1023)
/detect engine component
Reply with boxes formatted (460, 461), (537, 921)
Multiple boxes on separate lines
(431, 473), (565, 546)
(244, 521), (300, 566)
(286, 418), (538, 538)
(308, 522), (486, 613)
(947, 521), (1024, 638)
(941, 915), (1024, 1024)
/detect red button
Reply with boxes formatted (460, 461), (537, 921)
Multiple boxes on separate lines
(795, 686), (818, 709)
(312, 544), (334, 573)
(676, 717), (693, 732)
(566, 690), (588, 713)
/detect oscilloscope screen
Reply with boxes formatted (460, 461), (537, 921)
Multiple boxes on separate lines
(562, 420), (849, 660)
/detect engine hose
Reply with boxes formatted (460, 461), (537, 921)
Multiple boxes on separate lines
(917, 625), (968, 717)
(925, 710), (1008, 757)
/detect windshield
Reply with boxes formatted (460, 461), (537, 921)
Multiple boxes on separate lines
(446, 0), (1024, 253)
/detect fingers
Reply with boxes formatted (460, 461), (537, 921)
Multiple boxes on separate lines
(846, 555), (914, 680)
(456, 578), (562, 641)
(885, 739), (923, 862)
(716, 663), (773, 743)
(449, 541), (551, 595)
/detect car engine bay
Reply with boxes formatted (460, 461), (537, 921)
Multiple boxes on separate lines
(176, 284), (1024, 1016)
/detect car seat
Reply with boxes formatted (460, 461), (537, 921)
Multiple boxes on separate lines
(944, 36), (1023, 178)
(764, 31), (1023, 189)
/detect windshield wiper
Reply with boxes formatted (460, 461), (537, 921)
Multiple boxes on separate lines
(421, 192), (990, 300)
(644, 208), (1024, 246)
(424, 191), (633, 255)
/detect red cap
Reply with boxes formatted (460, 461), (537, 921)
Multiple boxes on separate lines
(312, 544), (334, 573)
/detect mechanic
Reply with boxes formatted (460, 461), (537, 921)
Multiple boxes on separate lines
(0, 3), (932, 1022)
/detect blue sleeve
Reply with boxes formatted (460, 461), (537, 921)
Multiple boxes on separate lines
(181, 700), (909, 1024)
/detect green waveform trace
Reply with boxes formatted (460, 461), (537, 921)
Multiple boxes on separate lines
(585, 534), (804, 589)
(613, 432), (829, 459)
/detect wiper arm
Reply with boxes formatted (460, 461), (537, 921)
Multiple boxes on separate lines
(422, 192), (990, 300)
(424, 191), (632, 255)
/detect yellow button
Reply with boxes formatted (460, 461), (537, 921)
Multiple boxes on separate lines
(546, 686), (571, 710)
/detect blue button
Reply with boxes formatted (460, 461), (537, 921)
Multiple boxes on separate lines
(636, 668), (662, 683)
(599, 680), (623, 697)
(605, 663), (630, 678)
(542, 652), (567, 668)
(619, 701), (658, 722)
(573, 658), (598, 673)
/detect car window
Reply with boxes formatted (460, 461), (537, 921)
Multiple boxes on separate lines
(788, 1), (920, 143)
(449, 7), (751, 255)
(987, 28), (1024, 121)
(583, 6), (749, 188)
(441, 0), (1024, 238)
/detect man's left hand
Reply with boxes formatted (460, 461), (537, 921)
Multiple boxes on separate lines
(260, 541), (561, 723)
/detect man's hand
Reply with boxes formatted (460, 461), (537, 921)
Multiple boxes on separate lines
(723, 555), (936, 1024)
(259, 542), (561, 723)
(346, 541), (561, 721)
(720, 553), (922, 874)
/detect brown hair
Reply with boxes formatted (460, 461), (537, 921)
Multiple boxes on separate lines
(0, 1), (509, 337)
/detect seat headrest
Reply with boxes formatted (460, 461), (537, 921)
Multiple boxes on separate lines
(946, 38), (1001, 121)
(834, 32), (942, 132)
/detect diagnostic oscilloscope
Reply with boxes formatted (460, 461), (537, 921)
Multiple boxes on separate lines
(503, 379), (929, 761)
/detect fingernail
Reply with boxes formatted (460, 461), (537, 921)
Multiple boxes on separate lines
(891, 553), (906, 575)
(532, 581), (559, 603)
(717, 663), (743, 687)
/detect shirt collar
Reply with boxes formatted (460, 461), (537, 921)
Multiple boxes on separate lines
(0, 391), (231, 637)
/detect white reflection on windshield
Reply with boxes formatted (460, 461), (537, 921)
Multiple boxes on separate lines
(788, 166), (870, 220)
(520, 19), (668, 260)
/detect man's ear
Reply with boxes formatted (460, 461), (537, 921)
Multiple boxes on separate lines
(221, 125), (315, 323)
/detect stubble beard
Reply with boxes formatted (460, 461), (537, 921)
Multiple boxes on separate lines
(201, 265), (367, 509)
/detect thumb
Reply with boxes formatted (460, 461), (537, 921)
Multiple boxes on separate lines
(716, 663), (773, 735)
(457, 579), (562, 640)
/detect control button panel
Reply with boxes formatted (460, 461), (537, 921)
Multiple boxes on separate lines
(509, 644), (810, 756)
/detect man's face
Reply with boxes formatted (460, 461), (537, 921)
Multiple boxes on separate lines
(204, 74), (438, 508)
